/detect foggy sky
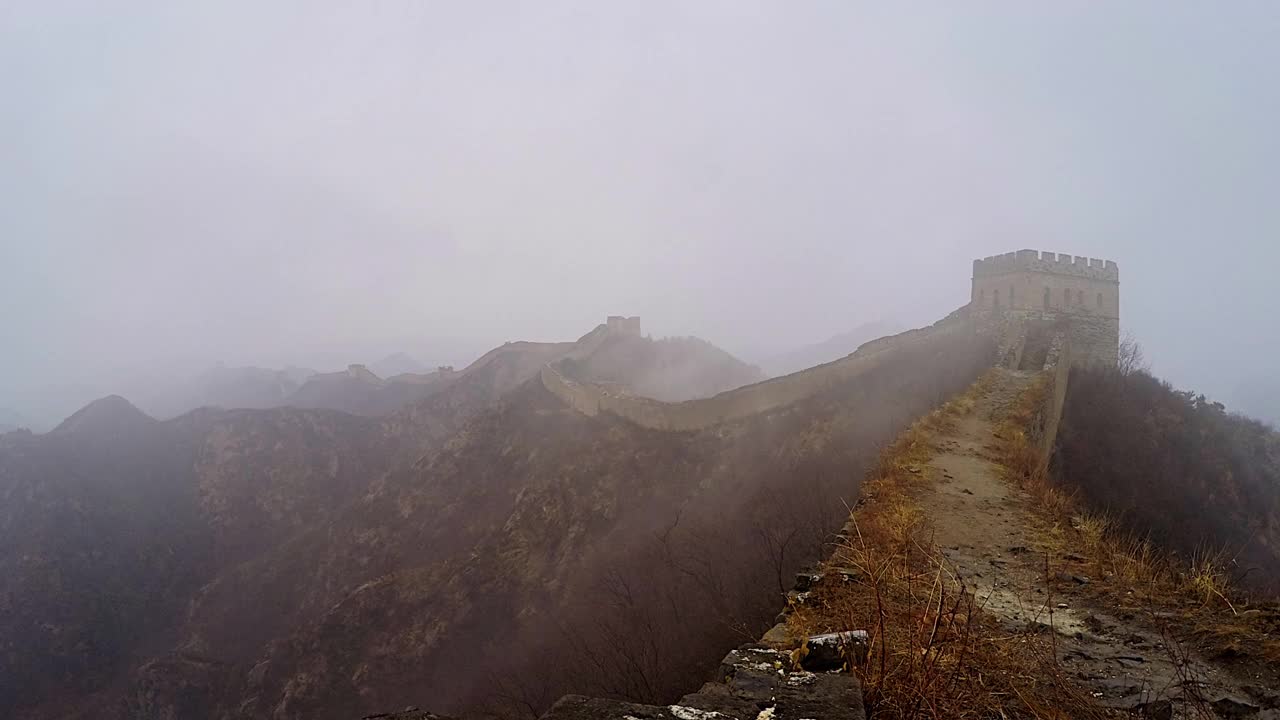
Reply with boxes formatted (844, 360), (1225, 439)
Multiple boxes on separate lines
(3, 2), (1279, 422)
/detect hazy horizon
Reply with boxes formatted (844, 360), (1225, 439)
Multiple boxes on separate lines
(4, 3), (1279, 426)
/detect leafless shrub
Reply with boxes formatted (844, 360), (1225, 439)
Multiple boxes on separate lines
(1116, 332), (1148, 376)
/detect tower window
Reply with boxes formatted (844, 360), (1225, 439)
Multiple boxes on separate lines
(994, 289), (1000, 310)
(1043, 287), (1050, 310)
(1097, 292), (1104, 310)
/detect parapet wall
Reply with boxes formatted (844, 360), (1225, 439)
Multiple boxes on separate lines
(1015, 330), (1075, 478)
(542, 311), (976, 432)
(1042, 335), (1073, 463)
(973, 249), (1118, 282)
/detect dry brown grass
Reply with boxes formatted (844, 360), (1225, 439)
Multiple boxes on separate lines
(996, 375), (1077, 520)
(993, 374), (1255, 612)
(783, 369), (1280, 717)
(1189, 606), (1280, 665)
(786, 376), (1112, 719)
(995, 372), (1280, 680)
(996, 377), (1190, 600)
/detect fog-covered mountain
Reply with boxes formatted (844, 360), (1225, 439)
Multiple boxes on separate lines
(758, 321), (902, 377)
(0, 317), (989, 719)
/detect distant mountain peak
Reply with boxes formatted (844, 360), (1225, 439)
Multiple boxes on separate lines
(54, 394), (156, 436)
(761, 321), (902, 377)
(370, 352), (427, 378)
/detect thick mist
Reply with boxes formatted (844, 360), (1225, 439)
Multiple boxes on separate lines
(3, 3), (1279, 428)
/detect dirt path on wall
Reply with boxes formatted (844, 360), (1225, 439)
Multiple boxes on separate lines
(920, 369), (1279, 719)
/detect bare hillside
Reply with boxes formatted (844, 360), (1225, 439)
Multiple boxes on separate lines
(132, 326), (991, 720)
(0, 320), (943, 719)
(0, 323), (993, 720)
(1055, 366), (1280, 592)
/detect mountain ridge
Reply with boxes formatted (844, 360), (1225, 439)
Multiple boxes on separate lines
(0, 320), (789, 720)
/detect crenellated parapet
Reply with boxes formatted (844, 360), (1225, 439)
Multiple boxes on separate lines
(973, 249), (1118, 283)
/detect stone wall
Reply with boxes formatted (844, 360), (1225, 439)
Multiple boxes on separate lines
(1001, 326), (1075, 479)
(973, 272), (1118, 320)
(974, 308), (1119, 369)
(545, 248), (1121, 430)
(1062, 313), (1120, 367)
(541, 311), (976, 432)
(1039, 333), (1073, 467)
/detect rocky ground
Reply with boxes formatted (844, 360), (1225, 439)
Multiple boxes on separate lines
(919, 369), (1279, 718)
(540, 643), (866, 720)
(367, 642), (868, 720)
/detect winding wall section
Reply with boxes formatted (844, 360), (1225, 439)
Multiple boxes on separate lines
(541, 310), (974, 432)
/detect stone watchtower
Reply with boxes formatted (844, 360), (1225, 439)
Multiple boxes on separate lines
(971, 250), (1120, 368)
(605, 315), (642, 336)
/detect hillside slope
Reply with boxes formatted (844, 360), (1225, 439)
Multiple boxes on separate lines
(0, 399), (210, 718)
(127, 327), (992, 719)
(1054, 366), (1280, 591)
(0, 323), (794, 720)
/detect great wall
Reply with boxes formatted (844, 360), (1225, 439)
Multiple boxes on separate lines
(539, 249), (1119, 433)
(497, 251), (1118, 718)
(529, 249), (1148, 720)
(368, 250), (1124, 720)
(373, 249), (1280, 718)
(540, 310), (974, 431)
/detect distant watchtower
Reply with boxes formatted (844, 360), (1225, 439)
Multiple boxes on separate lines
(605, 315), (642, 336)
(971, 250), (1120, 367)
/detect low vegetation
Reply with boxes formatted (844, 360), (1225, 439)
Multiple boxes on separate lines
(785, 358), (1280, 718)
(1053, 366), (1280, 594)
(785, 374), (1109, 719)
(1030, 365), (1280, 678)
(1000, 366), (1280, 693)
